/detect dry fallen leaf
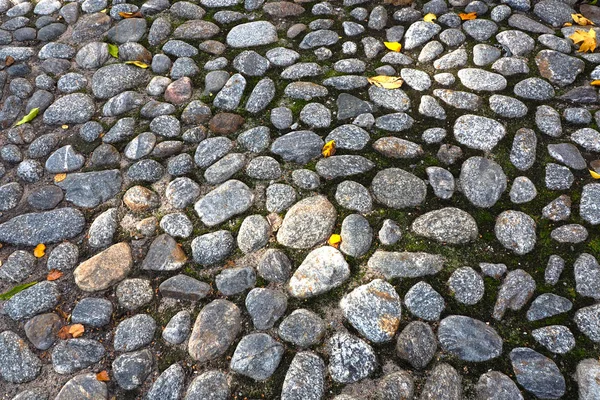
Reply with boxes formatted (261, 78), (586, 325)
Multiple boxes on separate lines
(572, 13), (595, 26)
(96, 371), (110, 382)
(384, 41), (402, 52)
(54, 173), (67, 182)
(564, 22), (573, 27)
(590, 169), (600, 179)
(69, 324), (85, 338)
(57, 326), (70, 340)
(423, 13), (437, 22)
(367, 75), (404, 89)
(118, 11), (143, 18)
(5, 56), (14, 67)
(322, 140), (336, 158)
(459, 12), (477, 20)
(125, 60), (149, 68)
(47, 269), (63, 281)
(570, 28), (597, 53)
(328, 234), (341, 249)
(33, 244), (46, 258)
(591, 80), (600, 86)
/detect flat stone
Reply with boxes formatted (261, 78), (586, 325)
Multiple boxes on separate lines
(411, 207), (478, 244)
(0, 331), (41, 383)
(277, 195), (336, 249)
(51, 339), (105, 374)
(341, 279), (401, 343)
(510, 348), (565, 398)
(371, 168), (426, 209)
(56, 170), (122, 209)
(454, 115), (506, 151)
(74, 242), (132, 291)
(281, 352), (325, 400)
(113, 314), (156, 352)
(288, 246), (350, 299)
(495, 210), (536, 255)
(438, 316), (502, 361)
(493, 269), (536, 320)
(230, 333), (284, 381)
(460, 157), (507, 208)
(576, 359), (600, 400)
(55, 374), (108, 400)
(475, 371), (522, 400)
(188, 299), (241, 362)
(226, 21), (278, 47)
(141, 234), (187, 271)
(194, 180), (253, 227)
(112, 350), (153, 390)
(328, 333), (377, 384)
(368, 251), (445, 279)
(420, 363), (462, 400)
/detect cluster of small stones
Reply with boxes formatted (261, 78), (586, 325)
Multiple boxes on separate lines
(1, 0), (600, 397)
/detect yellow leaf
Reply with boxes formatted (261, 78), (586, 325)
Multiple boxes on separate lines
(125, 60), (149, 69)
(119, 11), (143, 18)
(591, 80), (600, 86)
(384, 41), (402, 52)
(54, 173), (66, 182)
(367, 75), (403, 89)
(33, 244), (46, 258)
(61, 124), (69, 129)
(572, 13), (595, 26)
(423, 13), (437, 22)
(322, 140), (336, 157)
(328, 234), (341, 249)
(459, 12), (477, 20)
(590, 169), (600, 179)
(564, 22), (573, 27)
(570, 28), (597, 53)
(100, 8), (107, 12)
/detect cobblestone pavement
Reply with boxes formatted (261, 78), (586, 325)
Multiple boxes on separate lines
(1, 0), (600, 398)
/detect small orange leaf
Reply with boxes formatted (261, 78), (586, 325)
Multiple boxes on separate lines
(96, 370), (110, 381)
(322, 140), (336, 157)
(57, 325), (72, 340)
(591, 80), (600, 86)
(564, 22), (573, 27)
(328, 234), (342, 248)
(459, 12), (477, 20)
(5, 56), (14, 67)
(68, 324), (85, 338)
(54, 173), (66, 182)
(33, 244), (46, 258)
(47, 269), (63, 281)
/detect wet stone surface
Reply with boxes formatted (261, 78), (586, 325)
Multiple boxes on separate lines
(0, 0), (599, 398)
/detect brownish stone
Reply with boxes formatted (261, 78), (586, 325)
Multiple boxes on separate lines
(208, 113), (245, 135)
(164, 77), (192, 105)
(74, 243), (132, 291)
(263, 1), (305, 17)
